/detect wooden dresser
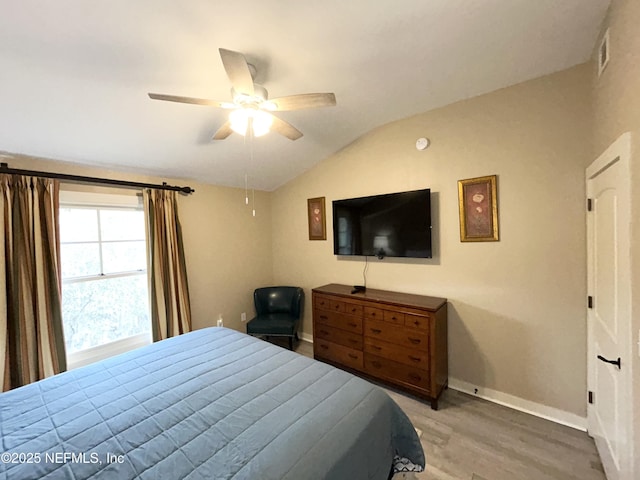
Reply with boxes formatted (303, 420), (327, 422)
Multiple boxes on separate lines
(312, 283), (448, 409)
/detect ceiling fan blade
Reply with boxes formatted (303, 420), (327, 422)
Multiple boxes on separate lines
(270, 114), (303, 141)
(212, 121), (234, 140)
(148, 93), (232, 108)
(218, 48), (255, 96)
(265, 93), (336, 111)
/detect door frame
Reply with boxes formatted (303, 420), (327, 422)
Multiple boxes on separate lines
(586, 132), (633, 480)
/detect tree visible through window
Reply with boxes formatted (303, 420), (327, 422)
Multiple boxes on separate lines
(59, 205), (151, 355)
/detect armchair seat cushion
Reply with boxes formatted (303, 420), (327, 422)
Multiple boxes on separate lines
(246, 313), (298, 336)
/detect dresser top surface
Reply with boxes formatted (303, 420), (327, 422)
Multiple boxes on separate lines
(312, 284), (447, 311)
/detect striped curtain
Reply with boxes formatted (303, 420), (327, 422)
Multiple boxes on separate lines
(1, 175), (67, 391)
(143, 189), (191, 341)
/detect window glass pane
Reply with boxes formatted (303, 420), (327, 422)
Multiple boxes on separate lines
(101, 241), (146, 274)
(62, 275), (150, 353)
(100, 209), (145, 241)
(59, 208), (98, 242)
(60, 243), (101, 278)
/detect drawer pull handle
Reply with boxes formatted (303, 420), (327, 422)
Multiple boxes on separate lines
(409, 373), (421, 381)
(320, 330), (329, 335)
(408, 355), (421, 362)
(408, 337), (421, 344)
(349, 339), (358, 344)
(372, 345), (382, 351)
(348, 353), (358, 360)
(320, 344), (328, 350)
(320, 315), (328, 320)
(350, 307), (357, 313)
(348, 322), (358, 328)
(413, 321), (420, 326)
(370, 328), (382, 334)
(335, 305), (341, 310)
(372, 361), (382, 368)
(370, 312), (377, 317)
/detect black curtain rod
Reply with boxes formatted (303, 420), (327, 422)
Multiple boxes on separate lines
(0, 163), (194, 194)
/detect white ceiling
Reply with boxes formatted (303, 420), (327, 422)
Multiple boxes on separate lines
(0, 0), (610, 191)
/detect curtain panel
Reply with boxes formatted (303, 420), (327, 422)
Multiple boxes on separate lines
(143, 189), (192, 341)
(1, 175), (66, 391)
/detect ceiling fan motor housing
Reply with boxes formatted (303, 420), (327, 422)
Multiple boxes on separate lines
(232, 85), (268, 105)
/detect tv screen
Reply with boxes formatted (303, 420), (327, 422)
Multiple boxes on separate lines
(332, 189), (432, 259)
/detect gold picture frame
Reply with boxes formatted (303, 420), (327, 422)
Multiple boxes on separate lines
(458, 175), (499, 242)
(307, 197), (326, 240)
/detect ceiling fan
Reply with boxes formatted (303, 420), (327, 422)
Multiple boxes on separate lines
(148, 48), (336, 141)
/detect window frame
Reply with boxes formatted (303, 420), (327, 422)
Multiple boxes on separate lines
(59, 195), (152, 369)
(60, 203), (147, 283)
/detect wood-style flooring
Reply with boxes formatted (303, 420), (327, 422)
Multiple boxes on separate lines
(287, 339), (605, 480)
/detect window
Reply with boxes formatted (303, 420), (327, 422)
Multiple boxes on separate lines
(59, 195), (151, 368)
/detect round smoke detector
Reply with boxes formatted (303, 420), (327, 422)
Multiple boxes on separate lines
(415, 137), (430, 151)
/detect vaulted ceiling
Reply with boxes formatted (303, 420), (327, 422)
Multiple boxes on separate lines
(0, 0), (610, 190)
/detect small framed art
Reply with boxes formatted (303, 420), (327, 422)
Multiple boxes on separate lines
(307, 197), (326, 240)
(458, 175), (499, 242)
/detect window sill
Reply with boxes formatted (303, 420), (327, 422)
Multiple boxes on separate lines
(66, 332), (152, 370)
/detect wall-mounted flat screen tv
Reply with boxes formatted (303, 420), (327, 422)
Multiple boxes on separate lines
(332, 189), (432, 259)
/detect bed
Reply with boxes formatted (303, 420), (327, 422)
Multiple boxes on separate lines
(0, 327), (424, 479)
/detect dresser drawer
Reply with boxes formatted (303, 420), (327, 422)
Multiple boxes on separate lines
(364, 337), (429, 371)
(364, 306), (384, 321)
(314, 309), (363, 334)
(365, 354), (430, 392)
(405, 313), (431, 330)
(315, 339), (363, 370)
(314, 294), (345, 313)
(383, 310), (404, 325)
(364, 318), (429, 349)
(315, 325), (363, 350)
(344, 302), (363, 316)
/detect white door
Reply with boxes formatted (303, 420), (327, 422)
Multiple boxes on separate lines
(586, 132), (633, 480)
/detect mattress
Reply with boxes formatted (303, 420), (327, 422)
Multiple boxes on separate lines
(0, 327), (424, 479)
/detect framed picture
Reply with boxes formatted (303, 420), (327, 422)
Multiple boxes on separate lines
(307, 197), (326, 240)
(458, 175), (499, 242)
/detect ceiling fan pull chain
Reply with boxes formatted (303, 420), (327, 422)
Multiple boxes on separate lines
(249, 123), (256, 217)
(244, 173), (249, 205)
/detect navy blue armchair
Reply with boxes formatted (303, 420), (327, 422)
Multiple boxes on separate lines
(246, 286), (305, 350)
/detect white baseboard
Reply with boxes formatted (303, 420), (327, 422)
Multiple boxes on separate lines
(448, 377), (587, 431)
(300, 332), (313, 343)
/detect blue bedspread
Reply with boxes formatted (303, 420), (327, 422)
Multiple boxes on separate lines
(0, 327), (424, 479)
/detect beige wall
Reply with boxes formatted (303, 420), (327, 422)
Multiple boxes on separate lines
(3, 153), (273, 332)
(271, 64), (592, 418)
(591, 0), (640, 471)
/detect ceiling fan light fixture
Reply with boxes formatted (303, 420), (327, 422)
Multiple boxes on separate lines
(229, 108), (273, 137)
(229, 109), (248, 135)
(252, 110), (273, 136)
